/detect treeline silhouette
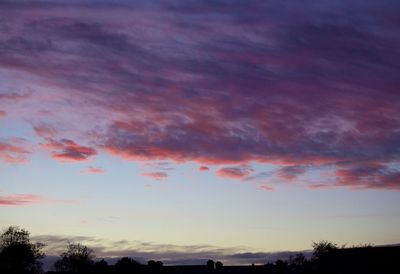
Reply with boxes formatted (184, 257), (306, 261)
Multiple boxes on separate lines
(0, 226), (399, 274)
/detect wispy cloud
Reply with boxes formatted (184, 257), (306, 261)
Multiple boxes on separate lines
(141, 172), (168, 180)
(258, 184), (274, 192)
(0, 138), (31, 163)
(83, 166), (105, 174)
(0, 194), (47, 206)
(0, 192), (75, 206)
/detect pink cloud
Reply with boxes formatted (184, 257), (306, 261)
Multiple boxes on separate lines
(0, 110), (6, 117)
(141, 172), (168, 180)
(0, 192), (78, 206)
(0, 139), (31, 163)
(306, 183), (335, 189)
(0, 193), (65, 206)
(83, 166), (105, 174)
(335, 162), (400, 190)
(199, 166), (209, 171)
(258, 185), (274, 192)
(216, 166), (253, 180)
(41, 138), (97, 162)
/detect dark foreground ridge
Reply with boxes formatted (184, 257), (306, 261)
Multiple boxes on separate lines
(1, 226), (399, 274)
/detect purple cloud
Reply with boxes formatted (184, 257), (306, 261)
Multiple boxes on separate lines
(1, 1), (400, 189)
(216, 166), (254, 180)
(335, 161), (400, 190)
(40, 138), (97, 162)
(276, 166), (307, 181)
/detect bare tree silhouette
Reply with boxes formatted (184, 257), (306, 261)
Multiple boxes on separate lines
(0, 226), (44, 274)
(54, 242), (94, 274)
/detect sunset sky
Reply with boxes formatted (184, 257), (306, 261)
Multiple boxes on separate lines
(1, 0), (400, 265)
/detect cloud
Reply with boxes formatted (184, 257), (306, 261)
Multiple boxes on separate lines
(216, 166), (253, 180)
(0, 138), (31, 163)
(41, 138), (97, 162)
(276, 166), (306, 181)
(199, 166), (209, 171)
(335, 162), (400, 190)
(1, 1), (400, 190)
(258, 184), (274, 192)
(33, 124), (57, 138)
(142, 161), (175, 171)
(0, 92), (30, 102)
(0, 110), (6, 117)
(141, 172), (168, 180)
(0, 192), (74, 206)
(83, 166), (105, 174)
(0, 194), (47, 206)
(32, 234), (311, 268)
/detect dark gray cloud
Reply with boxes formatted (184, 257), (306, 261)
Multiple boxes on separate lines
(33, 234), (311, 270)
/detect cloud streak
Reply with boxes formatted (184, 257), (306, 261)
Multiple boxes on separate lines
(141, 172), (168, 180)
(83, 166), (105, 174)
(0, 138), (31, 163)
(0, 194), (47, 206)
(0, 192), (74, 206)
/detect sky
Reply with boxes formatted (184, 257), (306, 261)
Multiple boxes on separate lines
(1, 0), (400, 265)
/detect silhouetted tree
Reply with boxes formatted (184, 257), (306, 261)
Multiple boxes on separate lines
(312, 241), (338, 261)
(147, 260), (163, 273)
(312, 241), (339, 274)
(215, 261), (223, 270)
(115, 257), (141, 273)
(54, 242), (94, 274)
(207, 259), (215, 271)
(0, 226), (45, 274)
